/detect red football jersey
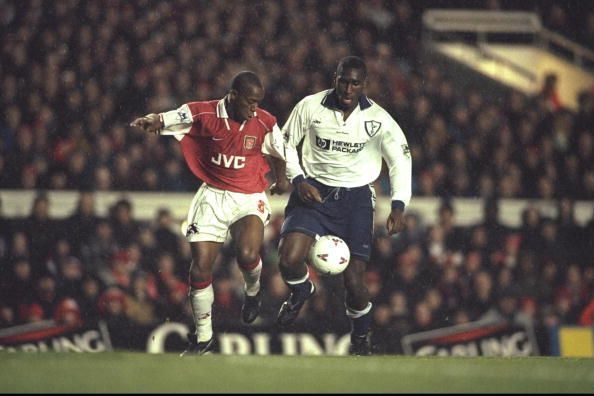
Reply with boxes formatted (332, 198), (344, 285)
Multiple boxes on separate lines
(175, 99), (277, 194)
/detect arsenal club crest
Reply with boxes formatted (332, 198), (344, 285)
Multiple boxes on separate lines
(364, 120), (381, 137)
(244, 135), (257, 150)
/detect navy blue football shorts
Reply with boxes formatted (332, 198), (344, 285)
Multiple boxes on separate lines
(280, 177), (375, 262)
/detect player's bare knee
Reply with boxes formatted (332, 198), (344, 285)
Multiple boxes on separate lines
(236, 248), (259, 269)
(189, 266), (212, 283)
(278, 253), (309, 281)
(278, 250), (304, 271)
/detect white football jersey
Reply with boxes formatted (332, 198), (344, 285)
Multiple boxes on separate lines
(282, 89), (412, 206)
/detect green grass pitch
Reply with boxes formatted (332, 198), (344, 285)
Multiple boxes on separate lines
(1, 352), (592, 393)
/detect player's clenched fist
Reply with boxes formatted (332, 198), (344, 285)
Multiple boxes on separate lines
(297, 182), (323, 204)
(130, 113), (162, 134)
(386, 208), (405, 235)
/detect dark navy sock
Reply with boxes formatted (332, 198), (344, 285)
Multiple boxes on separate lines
(351, 310), (372, 338)
(288, 280), (313, 304)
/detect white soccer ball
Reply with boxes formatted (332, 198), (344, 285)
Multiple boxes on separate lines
(309, 235), (350, 275)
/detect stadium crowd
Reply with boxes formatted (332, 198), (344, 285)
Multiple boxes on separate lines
(1, 0), (593, 354)
(1, 191), (593, 354)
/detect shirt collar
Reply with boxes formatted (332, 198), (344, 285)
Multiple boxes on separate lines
(216, 96), (229, 119)
(321, 89), (373, 111)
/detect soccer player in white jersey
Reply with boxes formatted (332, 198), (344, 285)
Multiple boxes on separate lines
(276, 56), (412, 355)
(130, 71), (289, 355)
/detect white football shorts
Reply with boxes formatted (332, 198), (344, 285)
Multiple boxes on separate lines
(184, 183), (271, 243)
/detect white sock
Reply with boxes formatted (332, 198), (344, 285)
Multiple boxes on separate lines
(189, 284), (214, 342)
(239, 259), (262, 297)
(285, 271), (310, 285)
(345, 302), (373, 319)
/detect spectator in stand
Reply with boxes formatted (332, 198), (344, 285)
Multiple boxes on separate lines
(28, 272), (59, 322)
(555, 198), (584, 264)
(368, 229), (396, 274)
(481, 288), (532, 329)
(436, 199), (466, 253)
(55, 255), (85, 301)
(97, 286), (135, 344)
(125, 271), (159, 326)
(518, 205), (543, 252)
(0, 302), (15, 328)
(578, 293), (594, 326)
(514, 250), (539, 297)
(539, 73), (563, 113)
(466, 270), (495, 319)
(16, 193), (58, 271)
(53, 297), (83, 327)
(153, 208), (179, 255)
(0, 196), (11, 266)
(423, 287), (449, 327)
(63, 191), (100, 256)
(78, 275), (103, 324)
(480, 197), (509, 254)
(136, 225), (159, 273)
(18, 303), (45, 324)
(584, 209), (594, 261)
(555, 264), (591, 322)
(80, 219), (116, 274)
(109, 198), (140, 249)
(410, 301), (434, 333)
(2, 257), (35, 318)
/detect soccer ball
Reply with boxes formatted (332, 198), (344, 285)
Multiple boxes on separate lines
(309, 235), (350, 275)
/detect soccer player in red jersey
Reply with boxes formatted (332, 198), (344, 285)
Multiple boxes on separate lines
(130, 71), (289, 355)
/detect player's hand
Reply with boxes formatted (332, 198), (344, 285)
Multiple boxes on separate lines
(270, 177), (292, 195)
(386, 208), (405, 235)
(130, 113), (162, 134)
(297, 182), (323, 204)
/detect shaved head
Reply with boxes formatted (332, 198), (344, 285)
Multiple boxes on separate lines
(226, 71), (265, 122)
(337, 56), (367, 78)
(230, 71), (263, 95)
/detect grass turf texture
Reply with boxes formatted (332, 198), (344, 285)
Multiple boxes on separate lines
(1, 352), (592, 393)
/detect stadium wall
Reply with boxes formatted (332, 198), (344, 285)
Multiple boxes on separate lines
(1, 190), (593, 228)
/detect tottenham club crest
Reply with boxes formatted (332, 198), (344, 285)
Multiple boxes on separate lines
(364, 120), (381, 137)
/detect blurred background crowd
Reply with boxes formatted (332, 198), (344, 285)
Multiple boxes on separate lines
(0, 0), (593, 354)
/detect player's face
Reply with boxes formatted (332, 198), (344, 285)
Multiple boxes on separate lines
(334, 67), (366, 112)
(229, 84), (265, 122)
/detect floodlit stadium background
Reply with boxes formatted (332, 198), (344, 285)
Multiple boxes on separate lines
(0, 0), (593, 362)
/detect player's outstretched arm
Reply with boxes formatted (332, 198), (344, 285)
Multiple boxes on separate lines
(130, 113), (163, 134)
